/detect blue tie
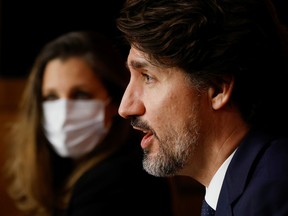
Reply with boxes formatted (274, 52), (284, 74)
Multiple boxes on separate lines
(201, 199), (215, 216)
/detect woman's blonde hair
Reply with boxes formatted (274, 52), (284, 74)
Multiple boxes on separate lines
(4, 31), (130, 215)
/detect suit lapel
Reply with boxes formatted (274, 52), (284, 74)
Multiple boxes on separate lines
(215, 128), (272, 216)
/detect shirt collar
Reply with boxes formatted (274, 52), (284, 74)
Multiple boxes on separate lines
(205, 148), (237, 210)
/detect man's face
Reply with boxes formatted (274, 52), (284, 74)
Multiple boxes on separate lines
(119, 47), (206, 177)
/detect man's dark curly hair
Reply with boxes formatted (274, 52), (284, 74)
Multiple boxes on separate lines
(117, 0), (288, 127)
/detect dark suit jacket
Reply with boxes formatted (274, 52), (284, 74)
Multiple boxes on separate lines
(64, 144), (174, 216)
(216, 128), (288, 215)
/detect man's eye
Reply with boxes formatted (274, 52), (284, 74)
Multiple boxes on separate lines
(142, 73), (154, 83)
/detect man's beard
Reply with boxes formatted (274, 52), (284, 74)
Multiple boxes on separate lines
(143, 112), (200, 177)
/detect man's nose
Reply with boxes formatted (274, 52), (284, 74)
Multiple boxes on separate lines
(118, 83), (145, 119)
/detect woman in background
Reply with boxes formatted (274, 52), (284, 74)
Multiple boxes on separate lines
(4, 31), (174, 216)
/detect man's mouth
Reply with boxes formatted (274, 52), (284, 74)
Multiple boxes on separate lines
(140, 131), (154, 149)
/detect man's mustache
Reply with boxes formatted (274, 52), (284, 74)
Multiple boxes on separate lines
(131, 117), (151, 131)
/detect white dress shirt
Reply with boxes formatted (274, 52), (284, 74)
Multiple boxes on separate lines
(205, 149), (237, 210)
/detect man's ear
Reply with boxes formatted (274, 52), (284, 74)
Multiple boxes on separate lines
(208, 76), (234, 110)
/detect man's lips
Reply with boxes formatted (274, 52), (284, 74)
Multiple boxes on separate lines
(140, 132), (153, 149)
(132, 126), (153, 149)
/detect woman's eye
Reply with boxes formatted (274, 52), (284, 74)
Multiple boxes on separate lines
(72, 91), (92, 100)
(42, 94), (58, 101)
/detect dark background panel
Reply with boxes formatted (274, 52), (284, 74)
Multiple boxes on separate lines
(0, 0), (287, 78)
(0, 0), (127, 78)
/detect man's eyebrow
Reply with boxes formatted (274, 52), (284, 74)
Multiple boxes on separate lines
(126, 60), (149, 70)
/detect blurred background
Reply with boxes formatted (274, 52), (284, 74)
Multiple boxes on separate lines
(0, 0), (205, 215)
(0, 0), (287, 215)
(0, 0), (129, 78)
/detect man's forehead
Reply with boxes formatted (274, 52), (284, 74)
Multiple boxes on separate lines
(127, 47), (150, 69)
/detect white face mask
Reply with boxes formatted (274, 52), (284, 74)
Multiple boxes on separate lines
(42, 99), (109, 159)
